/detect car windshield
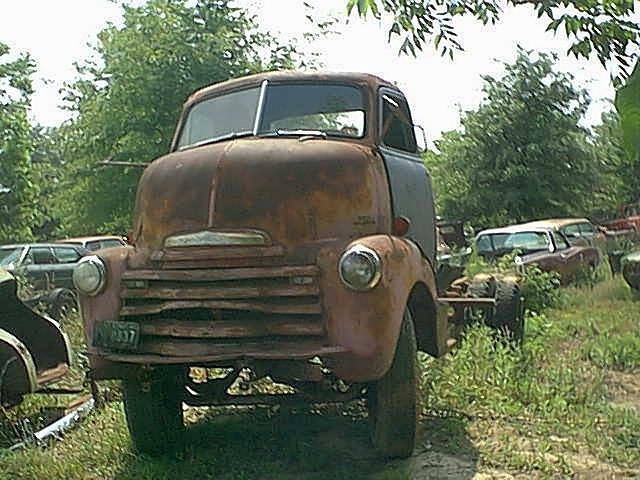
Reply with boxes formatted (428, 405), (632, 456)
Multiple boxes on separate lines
(0, 247), (23, 267)
(177, 83), (366, 149)
(477, 231), (551, 255)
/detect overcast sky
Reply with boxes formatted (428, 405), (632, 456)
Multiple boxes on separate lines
(0, 0), (627, 142)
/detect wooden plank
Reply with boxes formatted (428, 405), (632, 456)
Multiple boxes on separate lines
(103, 343), (349, 364)
(121, 284), (319, 300)
(438, 297), (496, 306)
(122, 265), (318, 282)
(120, 300), (322, 316)
(135, 339), (343, 358)
(139, 318), (324, 338)
(36, 363), (69, 387)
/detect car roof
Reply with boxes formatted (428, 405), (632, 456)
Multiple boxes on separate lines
(476, 218), (594, 238)
(58, 236), (122, 243)
(0, 243), (83, 249)
(521, 218), (591, 230)
(185, 71), (396, 108)
(476, 225), (552, 237)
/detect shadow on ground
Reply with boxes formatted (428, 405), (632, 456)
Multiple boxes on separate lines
(113, 405), (479, 480)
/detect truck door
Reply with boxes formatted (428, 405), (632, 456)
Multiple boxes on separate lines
(378, 88), (436, 264)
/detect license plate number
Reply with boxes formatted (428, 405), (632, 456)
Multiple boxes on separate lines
(94, 321), (140, 350)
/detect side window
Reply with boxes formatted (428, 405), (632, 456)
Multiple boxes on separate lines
(86, 241), (101, 251)
(562, 224), (581, 238)
(579, 223), (595, 235)
(380, 93), (417, 153)
(552, 233), (570, 250)
(101, 239), (124, 249)
(31, 247), (56, 265)
(476, 235), (492, 253)
(53, 247), (81, 264)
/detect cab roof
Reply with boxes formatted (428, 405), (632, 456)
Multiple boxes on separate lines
(185, 71), (397, 107)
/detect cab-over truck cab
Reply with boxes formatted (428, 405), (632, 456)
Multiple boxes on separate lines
(75, 72), (456, 458)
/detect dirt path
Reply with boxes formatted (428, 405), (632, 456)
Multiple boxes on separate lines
(608, 370), (640, 414)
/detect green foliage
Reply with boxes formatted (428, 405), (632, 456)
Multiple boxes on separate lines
(590, 109), (638, 213)
(425, 49), (625, 227)
(0, 42), (40, 243)
(519, 265), (562, 312)
(346, 0), (639, 79)
(615, 59), (640, 166)
(53, 0), (306, 235)
(420, 276), (640, 473)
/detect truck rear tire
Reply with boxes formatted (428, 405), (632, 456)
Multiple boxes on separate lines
(122, 369), (185, 456)
(367, 309), (417, 458)
(488, 278), (524, 342)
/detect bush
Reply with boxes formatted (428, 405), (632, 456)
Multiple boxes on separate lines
(464, 251), (561, 314)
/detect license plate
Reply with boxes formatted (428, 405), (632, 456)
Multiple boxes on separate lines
(94, 321), (140, 350)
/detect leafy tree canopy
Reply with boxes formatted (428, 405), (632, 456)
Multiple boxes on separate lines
(0, 42), (40, 243)
(54, 0), (306, 235)
(346, 0), (638, 79)
(615, 59), (640, 165)
(425, 48), (624, 227)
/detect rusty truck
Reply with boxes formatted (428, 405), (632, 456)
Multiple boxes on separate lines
(74, 72), (522, 458)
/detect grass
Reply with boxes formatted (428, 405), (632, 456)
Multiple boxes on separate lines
(1, 277), (639, 478)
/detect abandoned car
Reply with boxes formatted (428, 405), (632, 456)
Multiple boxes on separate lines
(602, 201), (640, 236)
(57, 235), (127, 252)
(0, 243), (88, 291)
(523, 218), (607, 252)
(0, 268), (71, 407)
(74, 71), (522, 458)
(475, 222), (600, 283)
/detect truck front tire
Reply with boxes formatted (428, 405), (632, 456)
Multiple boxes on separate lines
(122, 368), (185, 455)
(367, 309), (418, 458)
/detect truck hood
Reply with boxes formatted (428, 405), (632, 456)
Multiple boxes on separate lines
(132, 138), (391, 252)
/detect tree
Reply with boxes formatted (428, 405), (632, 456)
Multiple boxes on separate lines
(615, 59), (640, 166)
(0, 42), (40, 243)
(424, 49), (608, 227)
(346, 0), (639, 79)
(54, 0), (306, 235)
(590, 109), (638, 214)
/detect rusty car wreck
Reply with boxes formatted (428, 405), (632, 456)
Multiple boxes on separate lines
(0, 269), (71, 408)
(475, 220), (601, 284)
(75, 72), (522, 458)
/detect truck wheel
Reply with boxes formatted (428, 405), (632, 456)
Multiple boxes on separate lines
(467, 273), (496, 298)
(122, 369), (185, 456)
(464, 274), (496, 325)
(367, 309), (417, 458)
(488, 278), (524, 342)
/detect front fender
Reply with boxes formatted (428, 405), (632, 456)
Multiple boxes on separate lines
(318, 234), (438, 382)
(78, 246), (132, 372)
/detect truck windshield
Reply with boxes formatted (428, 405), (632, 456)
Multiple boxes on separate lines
(177, 83), (365, 150)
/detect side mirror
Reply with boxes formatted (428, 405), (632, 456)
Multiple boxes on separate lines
(413, 124), (427, 153)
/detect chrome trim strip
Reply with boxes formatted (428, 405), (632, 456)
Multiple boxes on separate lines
(253, 79), (268, 135)
(164, 230), (269, 248)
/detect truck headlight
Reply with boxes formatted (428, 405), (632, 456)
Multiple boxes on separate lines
(339, 245), (382, 291)
(73, 256), (107, 296)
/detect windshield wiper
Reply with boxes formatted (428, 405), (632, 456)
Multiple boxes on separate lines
(179, 131), (254, 151)
(260, 129), (327, 140)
